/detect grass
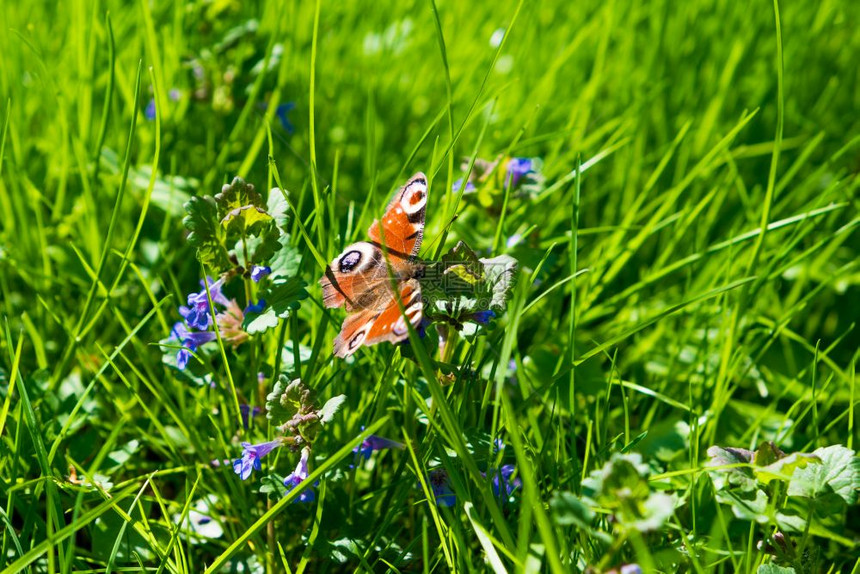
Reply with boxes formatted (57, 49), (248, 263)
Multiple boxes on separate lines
(1, 0), (859, 572)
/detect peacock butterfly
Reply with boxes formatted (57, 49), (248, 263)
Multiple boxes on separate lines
(320, 173), (428, 357)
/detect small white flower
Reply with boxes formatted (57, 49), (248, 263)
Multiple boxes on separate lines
(174, 495), (224, 542)
(494, 55), (514, 75)
(490, 28), (505, 48)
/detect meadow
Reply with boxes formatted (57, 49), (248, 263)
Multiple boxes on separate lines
(0, 0), (859, 572)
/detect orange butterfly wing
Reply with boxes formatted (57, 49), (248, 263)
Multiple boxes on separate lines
(367, 173), (427, 259)
(332, 280), (423, 357)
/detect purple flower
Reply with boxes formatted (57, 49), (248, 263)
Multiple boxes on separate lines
(176, 348), (192, 369)
(620, 565), (643, 574)
(239, 405), (261, 429)
(428, 469), (456, 507)
(276, 102), (295, 134)
(233, 439), (284, 480)
(452, 178), (476, 193)
(169, 88), (181, 101)
(488, 464), (521, 499)
(505, 157), (533, 188)
(244, 299), (266, 315)
(145, 98), (156, 120)
(493, 438), (506, 453)
(250, 265), (271, 282)
(354, 433), (404, 461)
(169, 321), (216, 370)
(470, 310), (496, 324)
(180, 277), (230, 330)
(284, 448), (315, 503)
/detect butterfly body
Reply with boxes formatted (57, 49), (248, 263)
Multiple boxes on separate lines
(321, 173), (428, 357)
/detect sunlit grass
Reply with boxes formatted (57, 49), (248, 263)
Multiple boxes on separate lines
(0, 0), (858, 572)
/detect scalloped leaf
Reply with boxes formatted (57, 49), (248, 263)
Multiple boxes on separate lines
(580, 452), (675, 532)
(182, 195), (231, 272)
(268, 234), (302, 279)
(267, 187), (291, 230)
(787, 445), (858, 505)
(215, 176), (271, 234)
(421, 241), (517, 324)
(265, 376), (303, 425)
(242, 308), (280, 334)
(260, 473), (287, 500)
(234, 222), (283, 269)
(319, 395), (346, 424)
(242, 276), (308, 334)
(707, 445), (757, 492)
(756, 452), (820, 484)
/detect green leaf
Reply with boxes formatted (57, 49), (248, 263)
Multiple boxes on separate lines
(235, 221), (283, 268)
(267, 234), (302, 280)
(242, 308), (280, 334)
(265, 376), (304, 426)
(753, 441), (786, 467)
(787, 445), (858, 505)
(215, 176), (271, 234)
(324, 538), (361, 564)
(243, 276), (308, 334)
(421, 241), (517, 324)
(757, 564), (796, 574)
(319, 395), (346, 424)
(550, 491), (594, 527)
(755, 452), (820, 484)
(267, 187), (291, 230)
(715, 488), (769, 522)
(706, 445), (757, 491)
(241, 232), (306, 334)
(183, 195), (232, 272)
(438, 241), (484, 285)
(260, 474), (287, 499)
(480, 254), (517, 309)
(626, 491), (676, 532)
(581, 452), (675, 532)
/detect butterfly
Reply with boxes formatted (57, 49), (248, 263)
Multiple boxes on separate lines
(320, 173), (428, 357)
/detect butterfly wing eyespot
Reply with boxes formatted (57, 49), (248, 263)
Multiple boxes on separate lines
(320, 242), (383, 310)
(399, 175), (427, 217)
(331, 280), (423, 357)
(334, 242), (379, 275)
(368, 172), (428, 258)
(333, 310), (374, 358)
(348, 329), (368, 351)
(338, 250), (362, 272)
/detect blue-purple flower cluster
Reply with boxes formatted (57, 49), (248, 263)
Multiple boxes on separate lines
(503, 157), (535, 188)
(234, 441), (315, 503)
(231, 428), (403, 504)
(166, 276), (268, 370)
(233, 439), (285, 480)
